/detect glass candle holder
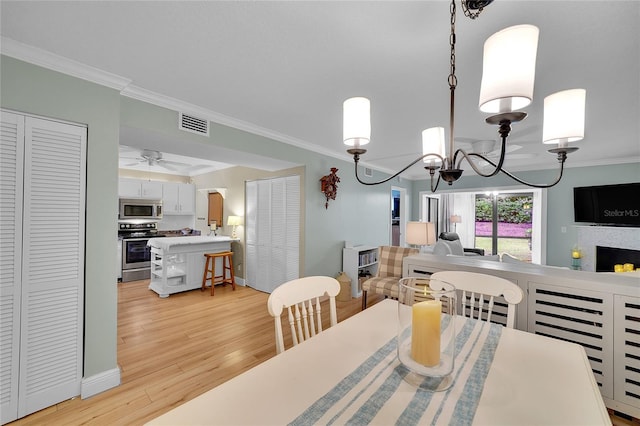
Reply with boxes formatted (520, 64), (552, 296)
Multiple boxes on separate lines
(397, 277), (456, 391)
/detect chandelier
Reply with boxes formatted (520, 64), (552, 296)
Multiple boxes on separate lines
(343, 0), (586, 191)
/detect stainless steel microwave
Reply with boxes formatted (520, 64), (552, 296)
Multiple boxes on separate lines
(119, 198), (163, 220)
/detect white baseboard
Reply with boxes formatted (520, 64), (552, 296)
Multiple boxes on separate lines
(81, 367), (121, 399)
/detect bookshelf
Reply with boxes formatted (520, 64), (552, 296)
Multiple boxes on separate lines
(342, 245), (379, 298)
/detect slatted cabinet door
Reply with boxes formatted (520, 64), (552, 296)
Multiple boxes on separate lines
(0, 111), (86, 423)
(528, 282), (614, 400)
(614, 295), (640, 411)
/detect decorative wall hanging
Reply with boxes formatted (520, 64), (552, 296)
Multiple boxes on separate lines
(320, 167), (340, 209)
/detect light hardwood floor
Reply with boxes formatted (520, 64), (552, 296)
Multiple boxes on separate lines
(9, 280), (382, 425)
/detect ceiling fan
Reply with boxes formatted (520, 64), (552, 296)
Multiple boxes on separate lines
(122, 149), (190, 172)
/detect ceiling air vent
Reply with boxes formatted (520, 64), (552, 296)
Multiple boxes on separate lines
(179, 112), (209, 136)
(364, 167), (373, 177)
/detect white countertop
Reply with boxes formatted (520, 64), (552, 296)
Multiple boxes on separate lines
(147, 236), (232, 250)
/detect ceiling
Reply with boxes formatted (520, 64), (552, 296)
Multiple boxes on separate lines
(1, 1), (639, 180)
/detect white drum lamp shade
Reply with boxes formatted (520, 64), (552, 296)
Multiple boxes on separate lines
(343, 97), (371, 148)
(422, 127), (446, 164)
(479, 25), (540, 113)
(406, 221), (436, 246)
(543, 89), (586, 145)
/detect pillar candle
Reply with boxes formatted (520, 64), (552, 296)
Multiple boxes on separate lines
(614, 264), (624, 273)
(411, 300), (441, 366)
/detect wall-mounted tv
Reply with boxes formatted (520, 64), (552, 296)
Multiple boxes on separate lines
(574, 183), (640, 226)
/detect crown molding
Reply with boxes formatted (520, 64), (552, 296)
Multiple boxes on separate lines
(120, 84), (346, 162)
(1, 37), (132, 90)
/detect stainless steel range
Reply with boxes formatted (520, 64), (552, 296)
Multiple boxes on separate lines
(118, 220), (164, 282)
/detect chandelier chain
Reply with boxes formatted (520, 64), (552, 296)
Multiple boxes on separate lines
(461, 0), (485, 19)
(448, 0), (457, 90)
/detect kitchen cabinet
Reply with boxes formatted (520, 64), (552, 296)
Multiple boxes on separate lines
(208, 192), (223, 227)
(163, 182), (195, 215)
(0, 110), (86, 424)
(118, 178), (163, 199)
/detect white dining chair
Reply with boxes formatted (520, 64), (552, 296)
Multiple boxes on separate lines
(430, 271), (524, 328)
(267, 276), (340, 354)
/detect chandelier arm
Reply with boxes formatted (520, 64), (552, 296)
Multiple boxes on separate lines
(352, 152), (446, 186)
(464, 152), (568, 188)
(428, 168), (443, 192)
(456, 150), (499, 177)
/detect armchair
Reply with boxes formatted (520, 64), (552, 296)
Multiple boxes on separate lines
(361, 246), (418, 310)
(433, 232), (485, 256)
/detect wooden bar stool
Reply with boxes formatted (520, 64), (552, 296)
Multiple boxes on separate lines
(201, 251), (236, 296)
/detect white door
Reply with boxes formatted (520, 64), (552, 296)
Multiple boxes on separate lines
(0, 111), (25, 424)
(0, 111), (86, 423)
(245, 175), (300, 293)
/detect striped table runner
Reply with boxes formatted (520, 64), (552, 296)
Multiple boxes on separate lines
(289, 317), (503, 426)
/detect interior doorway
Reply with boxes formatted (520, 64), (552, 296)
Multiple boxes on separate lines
(391, 187), (407, 246)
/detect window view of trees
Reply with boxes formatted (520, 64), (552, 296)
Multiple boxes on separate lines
(475, 194), (533, 261)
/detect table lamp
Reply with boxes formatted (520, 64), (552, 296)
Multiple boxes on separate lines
(450, 215), (461, 232)
(227, 215), (242, 239)
(406, 222), (436, 251)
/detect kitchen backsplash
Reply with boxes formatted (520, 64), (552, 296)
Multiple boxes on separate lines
(158, 215), (195, 231)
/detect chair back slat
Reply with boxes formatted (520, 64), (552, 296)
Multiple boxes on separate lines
(430, 271), (524, 329)
(486, 296), (495, 323)
(267, 276), (340, 354)
(313, 298), (322, 334)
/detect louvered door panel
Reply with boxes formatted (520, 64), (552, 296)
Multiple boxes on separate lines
(528, 282), (613, 399)
(255, 180), (272, 292)
(0, 111), (24, 424)
(614, 295), (640, 408)
(245, 181), (257, 287)
(284, 176), (300, 281)
(19, 117), (86, 417)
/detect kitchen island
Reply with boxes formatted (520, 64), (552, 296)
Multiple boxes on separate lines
(147, 236), (233, 297)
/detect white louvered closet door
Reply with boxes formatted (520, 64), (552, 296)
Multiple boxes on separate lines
(0, 111), (86, 423)
(245, 175), (300, 293)
(0, 111), (25, 425)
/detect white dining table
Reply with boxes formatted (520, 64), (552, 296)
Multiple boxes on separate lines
(147, 299), (610, 425)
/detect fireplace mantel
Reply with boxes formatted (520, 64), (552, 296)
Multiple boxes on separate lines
(576, 225), (640, 272)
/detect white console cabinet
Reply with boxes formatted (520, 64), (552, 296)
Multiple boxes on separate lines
(342, 245), (378, 298)
(403, 253), (640, 418)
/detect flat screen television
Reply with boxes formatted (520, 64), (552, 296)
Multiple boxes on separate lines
(573, 183), (640, 226)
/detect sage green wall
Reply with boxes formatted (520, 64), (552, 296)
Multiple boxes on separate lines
(413, 163), (640, 267)
(120, 98), (412, 279)
(1, 56), (120, 377)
